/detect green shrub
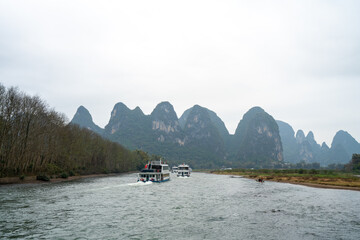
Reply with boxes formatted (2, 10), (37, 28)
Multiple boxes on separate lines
(46, 163), (63, 175)
(19, 175), (25, 180)
(36, 175), (50, 181)
(68, 170), (75, 177)
(59, 172), (68, 179)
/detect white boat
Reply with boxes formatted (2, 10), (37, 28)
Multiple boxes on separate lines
(137, 160), (170, 183)
(177, 164), (191, 177)
(172, 166), (178, 173)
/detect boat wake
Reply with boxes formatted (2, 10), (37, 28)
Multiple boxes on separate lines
(127, 181), (153, 186)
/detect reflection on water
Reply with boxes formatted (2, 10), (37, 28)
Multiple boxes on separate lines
(1, 173), (360, 239)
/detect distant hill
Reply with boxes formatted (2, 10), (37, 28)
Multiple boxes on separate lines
(276, 120), (298, 163)
(277, 120), (360, 166)
(70, 106), (104, 135)
(231, 107), (283, 168)
(70, 103), (360, 168)
(103, 102), (153, 150)
(179, 106), (229, 140)
(180, 105), (226, 168)
(150, 101), (184, 145)
(329, 130), (360, 165)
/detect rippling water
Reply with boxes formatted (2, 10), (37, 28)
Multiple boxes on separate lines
(1, 172), (360, 239)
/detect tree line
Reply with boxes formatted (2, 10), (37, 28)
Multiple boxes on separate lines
(345, 154), (360, 173)
(0, 83), (149, 178)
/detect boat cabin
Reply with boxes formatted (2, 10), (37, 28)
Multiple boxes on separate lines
(138, 160), (170, 182)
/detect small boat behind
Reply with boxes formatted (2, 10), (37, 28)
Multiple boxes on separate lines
(177, 163), (191, 177)
(137, 160), (170, 183)
(172, 166), (178, 174)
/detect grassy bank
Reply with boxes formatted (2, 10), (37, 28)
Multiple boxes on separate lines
(211, 169), (360, 191)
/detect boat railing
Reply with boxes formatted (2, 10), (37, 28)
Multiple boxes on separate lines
(151, 161), (162, 165)
(140, 169), (165, 173)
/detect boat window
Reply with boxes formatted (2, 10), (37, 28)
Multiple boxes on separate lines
(179, 167), (189, 170)
(152, 165), (161, 170)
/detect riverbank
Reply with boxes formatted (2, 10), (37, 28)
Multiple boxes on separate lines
(212, 170), (360, 191)
(0, 173), (131, 185)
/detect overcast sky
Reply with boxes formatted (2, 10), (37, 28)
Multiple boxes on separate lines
(1, 0), (359, 146)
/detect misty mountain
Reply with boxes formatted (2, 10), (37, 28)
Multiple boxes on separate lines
(150, 101), (184, 145)
(331, 130), (360, 155)
(71, 102), (360, 168)
(180, 105), (226, 168)
(70, 106), (104, 135)
(179, 106), (229, 141)
(231, 107), (283, 168)
(296, 130), (316, 163)
(71, 102), (231, 168)
(103, 102), (153, 150)
(329, 130), (360, 164)
(276, 120), (298, 163)
(277, 121), (360, 166)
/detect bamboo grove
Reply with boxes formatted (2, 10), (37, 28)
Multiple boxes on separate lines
(0, 84), (149, 178)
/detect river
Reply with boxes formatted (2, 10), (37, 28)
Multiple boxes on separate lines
(1, 172), (360, 239)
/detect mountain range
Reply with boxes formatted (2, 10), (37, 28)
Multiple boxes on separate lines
(70, 102), (360, 169)
(277, 120), (360, 166)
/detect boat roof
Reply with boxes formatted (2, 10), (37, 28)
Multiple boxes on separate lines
(178, 164), (189, 167)
(149, 160), (168, 166)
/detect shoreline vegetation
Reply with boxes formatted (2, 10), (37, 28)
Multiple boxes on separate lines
(0, 84), (149, 181)
(211, 169), (360, 191)
(0, 172), (137, 185)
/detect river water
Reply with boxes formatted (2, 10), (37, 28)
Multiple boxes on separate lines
(1, 172), (360, 239)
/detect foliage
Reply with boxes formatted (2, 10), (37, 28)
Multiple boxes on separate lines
(59, 172), (69, 179)
(327, 163), (345, 171)
(0, 83), (150, 178)
(288, 161), (321, 170)
(345, 154), (360, 173)
(36, 175), (50, 181)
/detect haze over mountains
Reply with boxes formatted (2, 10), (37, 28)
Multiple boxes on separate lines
(71, 102), (360, 169)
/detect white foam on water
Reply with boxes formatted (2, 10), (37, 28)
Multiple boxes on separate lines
(127, 181), (153, 186)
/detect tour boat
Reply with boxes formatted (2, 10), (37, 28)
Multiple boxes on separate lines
(177, 163), (191, 177)
(172, 166), (179, 174)
(137, 160), (170, 183)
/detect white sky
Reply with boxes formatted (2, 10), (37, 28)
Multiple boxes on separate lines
(1, 0), (360, 146)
